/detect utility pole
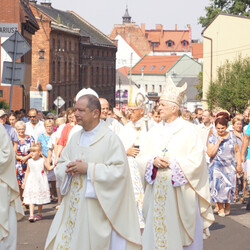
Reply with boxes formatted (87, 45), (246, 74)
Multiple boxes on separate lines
(129, 52), (132, 86)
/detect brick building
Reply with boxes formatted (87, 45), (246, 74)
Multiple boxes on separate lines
(30, 1), (117, 111)
(0, 0), (39, 111)
(110, 7), (203, 69)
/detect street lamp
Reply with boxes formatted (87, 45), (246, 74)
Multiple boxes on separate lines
(46, 84), (53, 111)
(39, 49), (45, 59)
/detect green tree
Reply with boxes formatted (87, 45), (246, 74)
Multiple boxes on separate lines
(0, 101), (9, 110)
(207, 56), (250, 113)
(194, 71), (203, 100)
(207, 81), (220, 111)
(199, 0), (250, 28)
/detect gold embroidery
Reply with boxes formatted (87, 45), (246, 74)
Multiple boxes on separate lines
(154, 170), (168, 249)
(57, 175), (83, 249)
(153, 147), (169, 249)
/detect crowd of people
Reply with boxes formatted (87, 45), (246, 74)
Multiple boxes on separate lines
(0, 81), (249, 249)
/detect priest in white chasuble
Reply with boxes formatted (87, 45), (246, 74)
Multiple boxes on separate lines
(0, 124), (24, 250)
(138, 77), (214, 250)
(119, 85), (154, 230)
(45, 94), (141, 250)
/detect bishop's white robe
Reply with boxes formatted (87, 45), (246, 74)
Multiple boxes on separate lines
(119, 118), (154, 228)
(45, 122), (141, 250)
(0, 124), (24, 250)
(136, 118), (214, 249)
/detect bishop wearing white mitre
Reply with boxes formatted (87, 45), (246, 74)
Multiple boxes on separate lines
(137, 77), (214, 250)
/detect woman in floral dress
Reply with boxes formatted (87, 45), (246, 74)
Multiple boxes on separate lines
(207, 117), (242, 217)
(15, 121), (35, 201)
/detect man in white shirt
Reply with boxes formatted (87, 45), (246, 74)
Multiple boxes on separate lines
(25, 109), (45, 142)
(193, 107), (203, 125)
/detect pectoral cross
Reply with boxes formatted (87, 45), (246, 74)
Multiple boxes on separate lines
(161, 148), (168, 158)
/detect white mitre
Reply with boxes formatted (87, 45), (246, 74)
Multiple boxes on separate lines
(160, 76), (187, 107)
(75, 88), (99, 101)
(128, 84), (146, 108)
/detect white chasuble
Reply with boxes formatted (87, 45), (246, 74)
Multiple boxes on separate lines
(45, 122), (141, 250)
(119, 119), (154, 228)
(138, 118), (214, 249)
(0, 124), (24, 248)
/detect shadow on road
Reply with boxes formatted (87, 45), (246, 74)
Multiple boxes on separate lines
(209, 221), (225, 231)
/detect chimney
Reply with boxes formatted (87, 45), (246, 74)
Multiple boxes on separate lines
(187, 24), (192, 43)
(175, 24), (177, 30)
(156, 24), (163, 31)
(141, 23), (145, 34)
(40, 1), (52, 8)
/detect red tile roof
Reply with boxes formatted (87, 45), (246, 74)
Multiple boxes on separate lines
(145, 29), (191, 52)
(190, 43), (203, 59)
(109, 23), (151, 56)
(131, 55), (181, 75)
(117, 66), (130, 77)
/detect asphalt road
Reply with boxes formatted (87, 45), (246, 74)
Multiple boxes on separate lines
(17, 200), (250, 250)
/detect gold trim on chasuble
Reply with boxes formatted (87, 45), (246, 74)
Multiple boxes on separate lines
(153, 147), (169, 249)
(57, 175), (83, 249)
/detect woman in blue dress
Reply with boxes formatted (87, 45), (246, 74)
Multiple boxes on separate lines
(207, 117), (242, 217)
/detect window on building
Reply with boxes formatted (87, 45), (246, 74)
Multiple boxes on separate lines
(166, 40), (174, 47)
(64, 40), (67, 51)
(52, 39), (55, 48)
(75, 64), (78, 81)
(140, 65), (146, 71)
(84, 66), (87, 85)
(145, 84), (148, 92)
(64, 62), (67, 81)
(181, 40), (189, 47)
(149, 66), (155, 71)
(102, 67), (104, 85)
(69, 85), (71, 100)
(152, 84), (155, 92)
(96, 67), (99, 85)
(52, 62), (55, 81)
(69, 62), (72, 82)
(106, 67), (109, 85)
(159, 66), (165, 71)
(64, 84), (67, 99)
(69, 41), (71, 51)
(152, 42), (159, 47)
(57, 61), (60, 82)
(91, 66), (94, 85)
(159, 85), (162, 92)
(57, 39), (60, 50)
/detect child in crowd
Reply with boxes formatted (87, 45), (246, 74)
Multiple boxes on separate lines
(22, 143), (54, 222)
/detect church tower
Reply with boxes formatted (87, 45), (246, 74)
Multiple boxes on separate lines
(122, 5), (131, 24)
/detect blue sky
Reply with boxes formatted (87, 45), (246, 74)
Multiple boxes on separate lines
(49, 0), (210, 40)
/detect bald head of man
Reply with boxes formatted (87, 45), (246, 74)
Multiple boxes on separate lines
(99, 98), (110, 120)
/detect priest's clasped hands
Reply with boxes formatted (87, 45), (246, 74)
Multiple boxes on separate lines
(66, 160), (88, 176)
(153, 156), (170, 169)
